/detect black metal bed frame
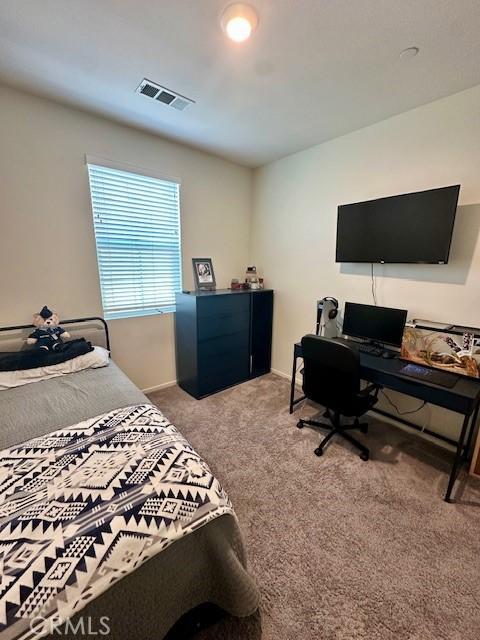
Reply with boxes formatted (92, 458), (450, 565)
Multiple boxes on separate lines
(0, 317), (110, 352)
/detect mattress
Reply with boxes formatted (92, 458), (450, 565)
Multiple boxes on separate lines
(0, 362), (147, 450)
(0, 404), (259, 640)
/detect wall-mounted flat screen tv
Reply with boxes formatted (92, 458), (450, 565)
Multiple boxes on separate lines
(336, 184), (460, 264)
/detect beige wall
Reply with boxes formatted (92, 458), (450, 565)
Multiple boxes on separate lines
(0, 84), (252, 391)
(2, 80), (480, 439)
(251, 84), (480, 441)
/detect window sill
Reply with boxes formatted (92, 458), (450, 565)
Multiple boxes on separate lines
(105, 307), (175, 321)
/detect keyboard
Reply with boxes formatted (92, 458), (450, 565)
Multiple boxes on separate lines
(357, 343), (385, 357)
(357, 343), (398, 358)
(399, 363), (458, 388)
(335, 338), (397, 359)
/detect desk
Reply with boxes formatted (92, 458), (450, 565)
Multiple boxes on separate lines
(290, 341), (480, 502)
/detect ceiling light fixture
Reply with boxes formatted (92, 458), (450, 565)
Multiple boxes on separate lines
(221, 3), (259, 43)
(399, 46), (420, 60)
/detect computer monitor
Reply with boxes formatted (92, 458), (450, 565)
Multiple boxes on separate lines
(342, 302), (408, 347)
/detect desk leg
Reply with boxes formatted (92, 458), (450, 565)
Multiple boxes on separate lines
(289, 353), (297, 414)
(444, 413), (470, 503)
(463, 401), (480, 462)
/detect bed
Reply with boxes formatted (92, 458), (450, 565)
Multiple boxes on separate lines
(0, 318), (258, 639)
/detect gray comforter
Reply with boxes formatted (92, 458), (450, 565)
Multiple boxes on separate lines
(0, 404), (259, 640)
(0, 365), (259, 638)
(0, 362), (147, 449)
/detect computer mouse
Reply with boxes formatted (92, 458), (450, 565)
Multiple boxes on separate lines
(382, 351), (396, 359)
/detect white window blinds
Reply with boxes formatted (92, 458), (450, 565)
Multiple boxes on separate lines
(87, 161), (182, 320)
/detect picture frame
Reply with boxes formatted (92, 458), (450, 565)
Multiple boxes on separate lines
(192, 258), (216, 291)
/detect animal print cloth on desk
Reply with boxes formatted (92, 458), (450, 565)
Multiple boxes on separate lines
(0, 404), (234, 639)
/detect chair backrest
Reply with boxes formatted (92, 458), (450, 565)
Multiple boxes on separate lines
(301, 335), (361, 411)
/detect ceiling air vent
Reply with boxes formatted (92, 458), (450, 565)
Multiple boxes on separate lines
(136, 79), (195, 111)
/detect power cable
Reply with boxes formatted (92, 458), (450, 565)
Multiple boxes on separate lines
(371, 263), (377, 305)
(380, 389), (427, 416)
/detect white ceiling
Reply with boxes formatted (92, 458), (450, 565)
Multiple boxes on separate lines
(1, 0), (480, 167)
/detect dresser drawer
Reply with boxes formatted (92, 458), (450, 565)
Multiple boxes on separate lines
(199, 355), (249, 381)
(197, 331), (250, 396)
(198, 360), (249, 396)
(198, 311), (250, 341)
(197, 294), (250, 319)
(198, 331), (250, 361)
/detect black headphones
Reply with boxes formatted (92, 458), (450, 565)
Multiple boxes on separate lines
(323, 297), (339, 319)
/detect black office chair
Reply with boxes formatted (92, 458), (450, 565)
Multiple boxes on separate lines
(297, 335), (380, 461)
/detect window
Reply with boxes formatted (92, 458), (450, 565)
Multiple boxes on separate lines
(87, 159), (182, 320)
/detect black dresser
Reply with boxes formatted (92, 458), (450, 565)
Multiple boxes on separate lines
(175, 289), (273, 399)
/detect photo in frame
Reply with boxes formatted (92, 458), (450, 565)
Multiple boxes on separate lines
(192, 258), (216, 291)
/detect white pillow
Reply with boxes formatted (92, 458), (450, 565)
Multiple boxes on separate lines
(0, 346), (110, 390)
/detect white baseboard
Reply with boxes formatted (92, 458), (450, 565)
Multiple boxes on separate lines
(142, 380), (177, 394)
(367, 408), (454, 452)
(271, 367), (303, 387)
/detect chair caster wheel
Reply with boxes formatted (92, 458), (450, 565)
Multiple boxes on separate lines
(297, 421), (304, 429)
(314, 447), (323, 457)
(359, 452), (369, 462)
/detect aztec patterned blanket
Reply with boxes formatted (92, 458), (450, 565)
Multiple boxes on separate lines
(0, 404), (234, 639)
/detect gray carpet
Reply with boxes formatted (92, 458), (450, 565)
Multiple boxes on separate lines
(148, 374), (480, 640)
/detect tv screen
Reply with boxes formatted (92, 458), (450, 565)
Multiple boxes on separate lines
(336, 185), (460, 263)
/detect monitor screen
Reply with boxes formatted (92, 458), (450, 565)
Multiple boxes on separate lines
(336, 185), (460, 263)
(342, 302), (408, 347)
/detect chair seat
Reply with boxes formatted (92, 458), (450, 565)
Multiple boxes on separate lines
(339, 393), (378, 418)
